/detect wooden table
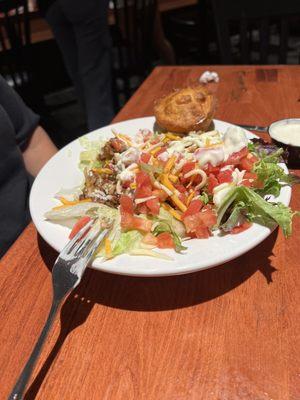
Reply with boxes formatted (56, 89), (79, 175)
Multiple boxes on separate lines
(1, 65), (300, 399)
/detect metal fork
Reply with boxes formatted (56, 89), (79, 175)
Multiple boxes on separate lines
(8, 219), (109, 400)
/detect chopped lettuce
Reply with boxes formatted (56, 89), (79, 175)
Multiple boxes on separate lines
(140, 162), (163, 175)
(152, 210), (187, 253)
(79, 136), (105, 171)
(201, 192), (210, 204)
(111, 230), (143, 256)
(217, 186), (297, 237)
(44, 202), (101, 220)
(158, 208), (186, 238)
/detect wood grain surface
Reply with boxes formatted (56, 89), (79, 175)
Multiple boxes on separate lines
(0, 66), (300, 400)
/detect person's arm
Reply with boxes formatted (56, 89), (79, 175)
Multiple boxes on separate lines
(22, 125), (57, 177)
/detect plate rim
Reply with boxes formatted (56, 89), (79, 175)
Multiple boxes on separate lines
(30, 116), (291, 277)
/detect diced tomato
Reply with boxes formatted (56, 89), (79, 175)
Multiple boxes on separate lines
(183, 209), (216, 235)
(120, 212), (134, 230)
(136, 171), (151, 188)
(231, 221), (252, 234)
(120, 195), (134, 214)
(152, 189), (168, 202)
(146, 197), (160, 215)
(182, 199), (203, 219)
(181, 162), (196, 184)
(239, 157), (254, 172)
(140, 152), (151, 164)
(225, 147), (249, 165)
(205, 163), (221, 175)
(182, 162), (196, 175)
(195, 225), (210, 238)
(174, 184), (187, 193)
(131, 216), (152, 232)
(135, 185), (152, 199)
(207, 174), (219, 194)
(217, 169), (233, 184)
(197, 209), (217, 227)
(248, 153), (259, 163)
(142, 233), (158, 246)
(240, 172), (257, 187)
(69, 216), (91, 239)
(183, 214), (200, 233)
(137, 204), (148, 214)
(122, 214), (152, 232)
(157, 232), (175, 249)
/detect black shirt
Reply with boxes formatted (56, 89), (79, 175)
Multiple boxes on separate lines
(0, 76), (39, 258)
(37, 0), (55, 15)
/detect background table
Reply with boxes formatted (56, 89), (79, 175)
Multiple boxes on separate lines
(0, 65), (300, 400)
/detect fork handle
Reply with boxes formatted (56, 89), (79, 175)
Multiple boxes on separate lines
(8, 298), (61, 400)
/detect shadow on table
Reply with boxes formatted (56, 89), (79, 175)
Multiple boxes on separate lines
(24, 230), (277, 399)
(37, 228), (278, 312)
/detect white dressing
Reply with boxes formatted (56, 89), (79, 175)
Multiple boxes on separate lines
(194, 146), (225, 166)
(223, 126), (248, 159)
(213, 183), (234, 208)
(270, 121), (300, 146)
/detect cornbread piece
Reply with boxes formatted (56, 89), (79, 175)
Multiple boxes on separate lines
(154, 86), (215, 133)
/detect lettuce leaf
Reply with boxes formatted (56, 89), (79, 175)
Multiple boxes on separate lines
(254, 157), (300, 197)
(217, 186), (298, 236)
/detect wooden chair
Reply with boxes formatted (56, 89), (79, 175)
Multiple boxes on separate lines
(0, 0), (43, 110)
(110, 0), (157, 109)
(210, 0), (300, 64)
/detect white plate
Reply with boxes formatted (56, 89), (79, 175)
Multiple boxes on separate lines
(30, 117), (291, 277)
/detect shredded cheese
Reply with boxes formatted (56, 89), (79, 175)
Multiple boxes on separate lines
(105, 238), (112, 258)
(150, 146), (162, 156)
(154, 181), (173, 196)
(184, 168), (208, 191)
(147, 141), (164, 152)
(161, 203), (182, 221)
(169, 174), (178, 183)
(187, 191), (195, 205)
(93, 168), (113, 175)
(164, 155), (177, 173)
(166, 132), (182, 141)
(53, 198), (92, 210)
(170, 194), (187, 212)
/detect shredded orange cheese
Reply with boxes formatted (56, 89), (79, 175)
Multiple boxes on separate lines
(105, 238), (112, 258)
(161, 203), (182, 221)
(187, 191), (195, 205)
(166, 132), (182, 141)
(53, 198), (92, 210)
(116, 133), (132, 146)
(150, 146), (162, 156)
(164, 155), (177, 174)
(93, 168), (113, 175)
(169, 174), (178, 183)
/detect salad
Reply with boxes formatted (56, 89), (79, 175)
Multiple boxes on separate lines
(45, 125), (299, 260)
